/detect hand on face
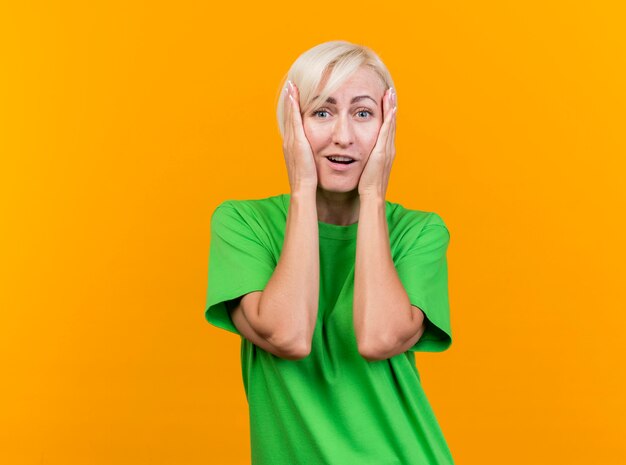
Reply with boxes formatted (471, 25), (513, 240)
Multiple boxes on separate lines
(357, 87), (397, 199)
(282, 80), (318, 194)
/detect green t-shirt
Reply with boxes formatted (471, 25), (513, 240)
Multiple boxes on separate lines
(205, 193), (454, 465)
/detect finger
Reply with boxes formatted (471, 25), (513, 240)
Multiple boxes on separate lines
(381, 90), (398, 160)
(289, 83), (298, 145)
(284, 82), (292, 146)
(387, 121), (395, 159)
(290, 83), (307, 142)
(387, 105), (397, 156)
(391, 89), (397, 147)
(378, 87), (390, 123)
(374, 88), (394, 153)
(383, 88), (395, 136)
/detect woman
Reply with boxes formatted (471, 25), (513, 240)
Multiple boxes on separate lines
(205, 40), (454, 465)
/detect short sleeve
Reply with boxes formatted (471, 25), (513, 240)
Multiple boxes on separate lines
(204, 201), (277, 336)
(395, 213), (452, 352)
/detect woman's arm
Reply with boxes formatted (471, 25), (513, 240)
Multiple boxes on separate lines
(353, 195), (425, 361)
(226, 292), (307, 360)
(241, 189), (319, 359)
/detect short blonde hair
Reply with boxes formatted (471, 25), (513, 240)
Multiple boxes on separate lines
(276, 40), (395, 139)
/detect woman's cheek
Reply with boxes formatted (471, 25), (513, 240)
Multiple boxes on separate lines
(360, 126), (380, 153)
(303, 123), (323, 149)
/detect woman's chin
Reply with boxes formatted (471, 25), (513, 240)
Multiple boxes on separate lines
(314, 165), (362, 194)
(317, 180), (359, 194)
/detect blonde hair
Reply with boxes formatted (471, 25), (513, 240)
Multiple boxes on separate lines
(275, 40), (395, 139)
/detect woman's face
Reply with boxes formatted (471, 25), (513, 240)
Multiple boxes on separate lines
(302, 66), (386, 193)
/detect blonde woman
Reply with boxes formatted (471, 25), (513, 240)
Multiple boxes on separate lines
(205, 40), (454, 465)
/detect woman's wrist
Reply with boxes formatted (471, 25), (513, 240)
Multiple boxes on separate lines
(290, 187), (317, 202)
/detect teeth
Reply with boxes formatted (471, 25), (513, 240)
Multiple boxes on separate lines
(328, 156), (352, 162)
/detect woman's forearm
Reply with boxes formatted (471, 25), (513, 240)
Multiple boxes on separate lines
(353, 195), (416, 360)
(251, 189), (319, 355)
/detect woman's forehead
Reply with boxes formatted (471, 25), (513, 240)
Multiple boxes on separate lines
(318, 68), (386, 101)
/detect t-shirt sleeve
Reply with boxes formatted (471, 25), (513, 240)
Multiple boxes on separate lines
(204, 201), (277, 336)
(395, 213), (452, 352)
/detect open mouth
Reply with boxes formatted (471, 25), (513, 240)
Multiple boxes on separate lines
(326, 156), (356, 165)
(325, 157), (357, 172)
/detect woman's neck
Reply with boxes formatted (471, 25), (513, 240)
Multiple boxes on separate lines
(315, 188), (360, 225)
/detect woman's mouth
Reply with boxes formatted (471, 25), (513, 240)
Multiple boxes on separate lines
(325, 156), (356, 171)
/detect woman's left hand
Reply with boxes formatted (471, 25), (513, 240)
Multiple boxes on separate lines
(358, 87), (397, 199)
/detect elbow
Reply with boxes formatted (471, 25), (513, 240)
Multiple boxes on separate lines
(256, 300), (313, 360)
(278, 339), (311, 360)
(281, 344), (311, 360)
(357, 335), (390, 362)
(268, 332), (312, 361)
(358, 346), (386, 362)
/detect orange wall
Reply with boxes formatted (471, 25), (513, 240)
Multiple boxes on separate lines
(1, 1), (624, 464)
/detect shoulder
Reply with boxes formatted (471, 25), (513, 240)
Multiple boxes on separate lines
(386, 199), (448, 234)
(386, 200), (451, 260)
(210, 194), (288, 247)
(212, 193), (288, 223)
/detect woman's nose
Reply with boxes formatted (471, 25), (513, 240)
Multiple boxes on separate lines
(331, 114), (354, 146)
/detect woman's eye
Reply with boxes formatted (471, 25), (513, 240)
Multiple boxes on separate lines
(311, 108), (373, 119)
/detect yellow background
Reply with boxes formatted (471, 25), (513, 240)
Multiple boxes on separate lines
(1, 1), (625, 464)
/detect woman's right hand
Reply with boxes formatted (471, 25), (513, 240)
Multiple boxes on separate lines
(283, 81), (318, 194)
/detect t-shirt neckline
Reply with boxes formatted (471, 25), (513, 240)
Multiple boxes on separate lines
(280, 193), (391, 241)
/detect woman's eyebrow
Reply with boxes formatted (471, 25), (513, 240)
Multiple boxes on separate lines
(313, 95), (378, 106)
